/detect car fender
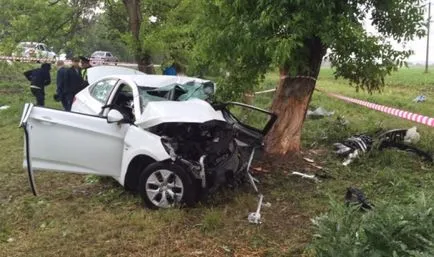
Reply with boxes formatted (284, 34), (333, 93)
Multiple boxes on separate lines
(119, 126), (170, 186)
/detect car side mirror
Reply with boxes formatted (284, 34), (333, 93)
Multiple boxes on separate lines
(107, 109), (125, 123)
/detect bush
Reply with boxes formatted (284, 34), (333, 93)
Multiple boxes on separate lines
(308, 193), (434, 257)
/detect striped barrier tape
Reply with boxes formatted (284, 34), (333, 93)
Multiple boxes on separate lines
(251, 87), (434, 128)
(0, 55), (159, 68)
(315, 89), (434, 128)
(0, 55), (56, 62)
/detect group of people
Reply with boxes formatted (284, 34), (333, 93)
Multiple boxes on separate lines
(24, 56), (91, 111)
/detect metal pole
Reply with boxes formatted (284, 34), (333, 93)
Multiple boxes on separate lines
(425, 2), (431, 73)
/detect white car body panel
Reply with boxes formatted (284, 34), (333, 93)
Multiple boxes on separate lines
(136, 99), (225, 128)
(23, 106), (129, 178)
(119, 126), (170, 186)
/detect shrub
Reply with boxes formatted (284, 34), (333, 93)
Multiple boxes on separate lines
(308, 192), (434, 257)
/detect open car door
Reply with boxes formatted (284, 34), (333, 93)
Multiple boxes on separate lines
(19, 104), (129, 195)
(217, 102), (277, 147)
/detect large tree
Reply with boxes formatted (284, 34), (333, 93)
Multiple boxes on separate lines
(196, 0), (426, 155)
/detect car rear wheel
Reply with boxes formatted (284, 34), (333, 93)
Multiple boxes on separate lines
(139, 162), (197, 209)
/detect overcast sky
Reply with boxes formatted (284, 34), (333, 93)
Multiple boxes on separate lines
(363, 4), (431, 64)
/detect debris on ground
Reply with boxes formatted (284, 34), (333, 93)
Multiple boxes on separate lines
(333, 127), (433, 165)
(413, 95), (426, 103)
(307, 107), (334, 118)
(0, 105), (10, 111)
(303, 157), (315, 163)
(248, 194), (264, 224)
(404, 126), (420, 144)
(291, 171), (321, 183)
(344, 187), (374, 211)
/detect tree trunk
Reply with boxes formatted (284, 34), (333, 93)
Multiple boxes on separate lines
(264, 37), (326, 155)
(122, 0), (154, 73)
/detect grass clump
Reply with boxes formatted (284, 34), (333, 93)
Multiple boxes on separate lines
(309, 192), (434, 257)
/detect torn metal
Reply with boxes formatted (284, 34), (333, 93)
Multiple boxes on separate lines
(333, 127), (433, 165)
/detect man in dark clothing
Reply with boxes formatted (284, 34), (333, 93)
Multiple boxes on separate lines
(62, 57), (83, 111)
(24, 63), (51, 106)
(53, 60), (69, 110)
(79, 56), (91, 88)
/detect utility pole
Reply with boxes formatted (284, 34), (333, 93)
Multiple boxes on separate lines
(425, 2), (431, 73)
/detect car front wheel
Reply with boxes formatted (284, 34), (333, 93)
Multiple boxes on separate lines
(139, 162), (197, 209)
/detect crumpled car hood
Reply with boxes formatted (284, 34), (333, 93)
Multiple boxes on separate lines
(135, 99), (225, 128)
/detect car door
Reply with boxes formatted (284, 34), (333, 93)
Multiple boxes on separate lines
(21, 104), (129, 177)
(217, 102), (277, 147)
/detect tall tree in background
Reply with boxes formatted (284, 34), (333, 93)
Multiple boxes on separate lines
(121, 0), (154, 73)
(197, 0), (426, 155)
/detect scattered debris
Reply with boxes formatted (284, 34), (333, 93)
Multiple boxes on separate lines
(303, 157), (315, 163)
(7, 237), (15, 243)
(344, 187), (374, 211)
(336, 115), (350, 126)
(248, 194), (264, 224)
(333, 127), (433, 165)
(307, 107), (334, 118)
(291, 171), (320, 183)
(0, 105), (10, 111)
(413, 95), (426, 103)
(404, 126), (420, 144)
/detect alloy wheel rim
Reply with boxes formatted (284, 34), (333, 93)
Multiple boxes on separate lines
(145, 169), (184, 208)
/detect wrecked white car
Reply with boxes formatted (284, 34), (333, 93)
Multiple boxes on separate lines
(19, 67), (277, 209)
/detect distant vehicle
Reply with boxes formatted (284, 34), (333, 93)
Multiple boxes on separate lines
(90, 51), (119, 64)
(12, 42), (57, 60)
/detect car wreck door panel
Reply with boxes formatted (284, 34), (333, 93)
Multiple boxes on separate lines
(24, 106), (128, 177)
(219, 102), (277, 146)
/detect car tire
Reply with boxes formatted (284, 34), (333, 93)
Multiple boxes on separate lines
(138, 162), (197, 209)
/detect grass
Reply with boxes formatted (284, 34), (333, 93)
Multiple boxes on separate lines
(0, 62), (433, 256)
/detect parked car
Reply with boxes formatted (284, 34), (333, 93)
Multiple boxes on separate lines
(19, 66), (277, 209)
(90, 51), (119, 64)
(12, 42), (57, 59)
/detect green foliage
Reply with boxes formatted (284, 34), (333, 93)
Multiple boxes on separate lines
(309, 193), (434, 257)
(193, 0), (427, 98)
(0, 0), (101, 55)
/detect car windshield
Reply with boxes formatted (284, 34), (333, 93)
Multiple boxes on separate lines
(137, 81), (215, 112)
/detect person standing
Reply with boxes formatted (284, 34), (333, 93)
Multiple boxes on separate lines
(79, 56), (91, 88)
(54, 60), (69, 110)
(23, 63), (51, 106)
(62, 57), (83, 111)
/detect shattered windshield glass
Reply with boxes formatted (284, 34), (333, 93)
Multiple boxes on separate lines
(137, 81), (215, 111)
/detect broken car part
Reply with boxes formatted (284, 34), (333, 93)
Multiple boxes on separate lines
(248, 194), (264, 224)
(344, 187), (374, 211)
(333, 127), (433, 165)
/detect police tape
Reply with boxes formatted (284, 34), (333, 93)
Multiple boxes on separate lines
(252, 87), (434, 128)
(316, 89), (434, 128)
(0, 55), (56, 62)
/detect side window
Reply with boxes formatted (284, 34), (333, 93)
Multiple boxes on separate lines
(37, 45), (44, 50)
(106, 52), (112, 57)
(90, 79), (118, 103)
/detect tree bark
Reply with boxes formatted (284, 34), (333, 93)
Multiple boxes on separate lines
(264, 37), (326, 155)
(122, 0), (154, 73)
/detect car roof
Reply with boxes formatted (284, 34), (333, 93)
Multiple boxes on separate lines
(117, 74), (211, 88)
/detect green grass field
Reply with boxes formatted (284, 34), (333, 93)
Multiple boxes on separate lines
(0, 62), (433, 256)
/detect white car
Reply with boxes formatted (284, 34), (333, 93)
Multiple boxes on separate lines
(90, 51), (119, 65)
(19, 66), (276, 209)
(13, 42), (57, 60)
